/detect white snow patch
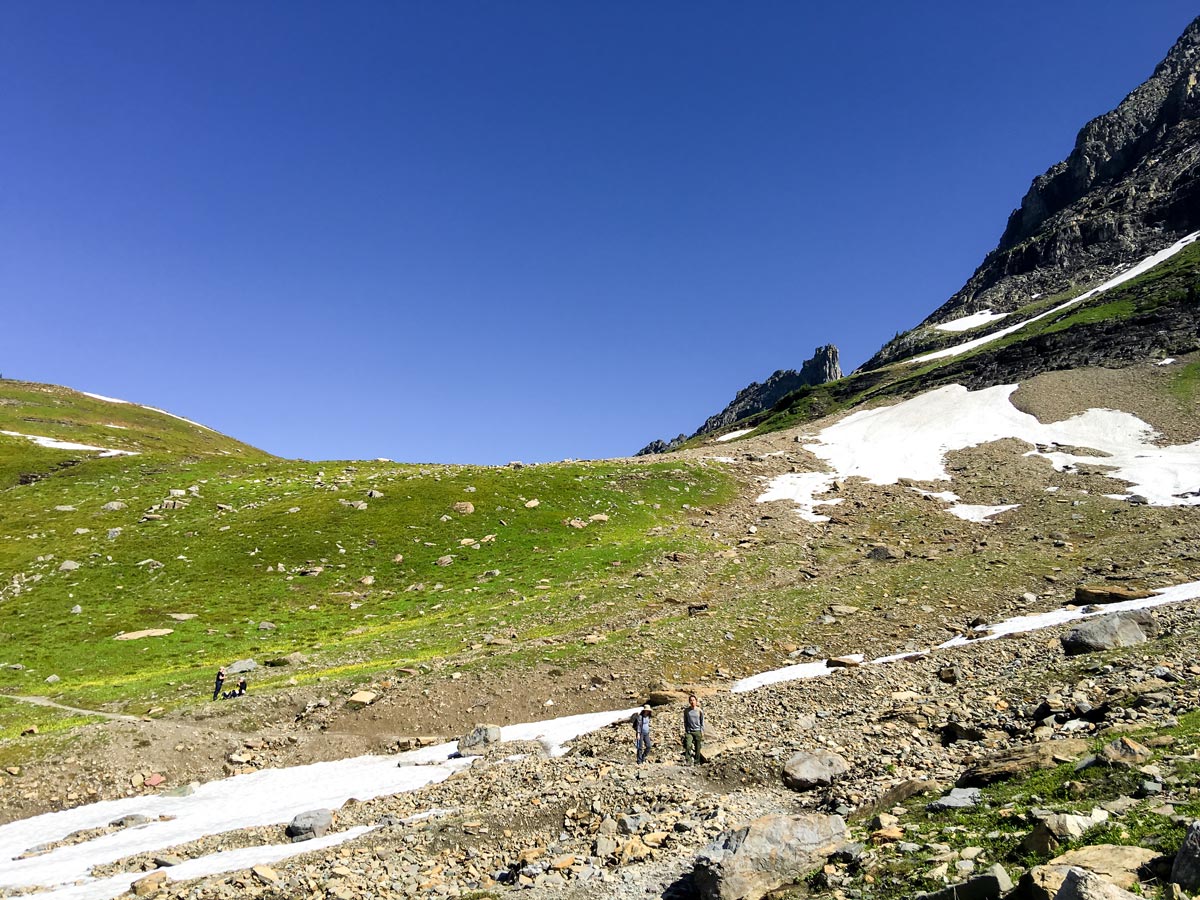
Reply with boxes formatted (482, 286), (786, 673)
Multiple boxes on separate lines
(759, 381), (1200, 521)
(40, 827), (373, 900)
(939, 578), (1200, 647)
(756, 472), (843, 522)
(932, 309), (1007, 332)
(498, 707), (640, 757)
(79, 390), (214, 432)
(947, 503), (1019, 523)
(733, 578), (1200, 692)
(1158, 358), (1176, 366)
(731, 660), (832, 692)
(0, 707), (637, 896)
(80, 392), (131, 405)
(140, 405), (213, 431)
(715, 428), (753, 443)
(0, 431), (138, 458)
(704, 456), (737, 463)
(911, 488), (960, 503)
(911, 231), (1200, 364)
(0, 753), (466, 893)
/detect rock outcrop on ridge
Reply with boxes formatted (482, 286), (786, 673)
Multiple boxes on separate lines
(637, 345), (841, 455)
(867, 14), (1200, 369)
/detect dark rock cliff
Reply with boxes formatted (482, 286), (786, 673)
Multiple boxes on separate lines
(866, 15), (1200, 370)
(637, 345), (841, 455)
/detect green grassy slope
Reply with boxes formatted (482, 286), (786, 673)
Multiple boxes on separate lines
(0, 407), (733, 726)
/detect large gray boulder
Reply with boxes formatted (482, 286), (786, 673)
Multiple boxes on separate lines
(1049, 845), (1155, 890)
(781, 750), (849, 791)
(1061, 613), (1149, 656)
(1171, 821), (1200, 892)
(1021, 809), (1109, 855)
(1052, 867), (1141, 900)
(915, 863), (1013, 900)
(693, 813), (846, 900)
(286, 809), (332, 842)
(457, 724), (502, 754)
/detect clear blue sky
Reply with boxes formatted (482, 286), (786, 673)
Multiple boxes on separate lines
(2, 3), (1196, 463)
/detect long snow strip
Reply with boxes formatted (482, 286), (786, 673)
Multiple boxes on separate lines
(0, 708), (638, 898)
(911, 230), (1199, 364)
(0, 431), (139, 458)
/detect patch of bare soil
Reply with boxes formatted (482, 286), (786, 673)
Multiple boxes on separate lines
(1012, 352), (1200, 444)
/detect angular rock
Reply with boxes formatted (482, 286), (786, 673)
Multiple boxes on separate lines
(113, 629), (173, 641)
(1019, 864), (1076, 900)
(226, 659), (257, 674)
(1061, 613), (1149, 656)
(914, 863), (1012, 900)
(1170, 821), (1200, 892)
(286, 809), (333, 842)
(131, 871), (168, 896)
(346, 691), (377, 709)
(1052, 867), (1142, 900)
(782, 750), (850, 791)
(1074, 585), (1154, 605)
(1099, 737), (1152, 768)
(1049, 845), (1156, 890)
(693, 813), (846, 900)
(458, 724), (502, 754)
(958, 739), (1090, 786)
(928, 787), (981, 811)
(1022, 809), (1109, 855)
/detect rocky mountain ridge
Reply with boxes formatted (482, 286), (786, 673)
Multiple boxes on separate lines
(865, 14), (1200, 371)
(637, 345), (841, 455)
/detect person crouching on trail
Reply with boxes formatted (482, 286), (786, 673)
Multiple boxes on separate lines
(633, 706), (652, 763)
(683, 694), (704, 764)
(212, 667), (226, 702)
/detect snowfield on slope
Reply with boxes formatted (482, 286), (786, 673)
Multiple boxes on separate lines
(0, 431), (139, 458)
(0, 709), (639, 898)
(758, 382), (1200, 521)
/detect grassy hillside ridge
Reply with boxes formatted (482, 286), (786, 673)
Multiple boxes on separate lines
(0, 380), (269, 476)
(0, 441), (733, 728)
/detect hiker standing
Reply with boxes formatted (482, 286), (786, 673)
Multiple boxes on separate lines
(212, 667), (226, 701)
(633, 706), (652, 763)
(682, 694), (704, 764)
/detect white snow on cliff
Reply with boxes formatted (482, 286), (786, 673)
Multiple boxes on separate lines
(932, 309), (1007, 332)
(911, 231), (1199, 364)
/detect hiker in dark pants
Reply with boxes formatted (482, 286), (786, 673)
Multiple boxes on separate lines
(237, 676), (247, 697)
(683, 694), (704, 764)
(633, 706), (652, 763)
(212, 667), (226, 701)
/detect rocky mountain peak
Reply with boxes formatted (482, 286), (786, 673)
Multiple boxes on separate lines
(865, 15), (1200, 369)
(637, 345), (841, 455)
